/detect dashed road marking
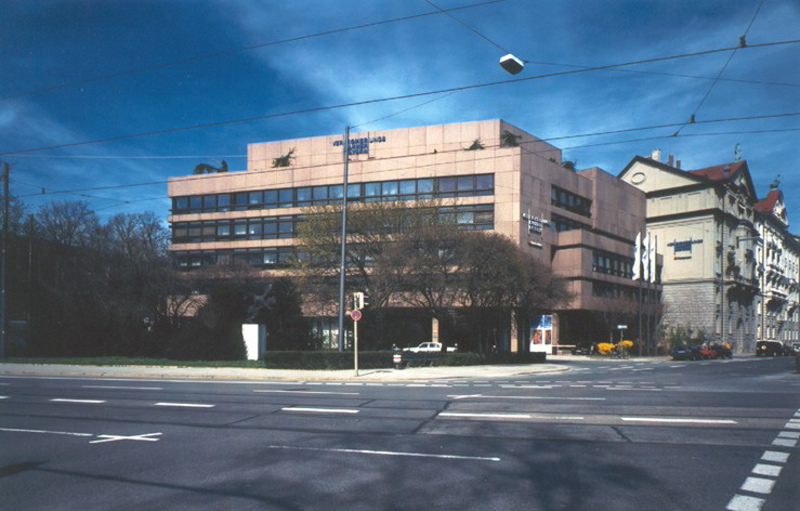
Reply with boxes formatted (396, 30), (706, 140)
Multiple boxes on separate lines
(620, 417), (737, 425)
(269, 445), (500, 462)
(154, 402), (214, 408)
(50, 398), (106, 404)
(281, 407), (359, 414)
(439, 412), (584, 421)
(726, 408), (798, 511)
(0, 427), (93, 438)
(255, 390), (360, 396)
(740, 477), (775, 495)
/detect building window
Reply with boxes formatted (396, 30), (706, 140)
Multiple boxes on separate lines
(551, 185), (591, 218)
(552, 213), (591, 232)
(171, 173), (495, 214)
(593, 249), (634, 279)
(233, 192), (248, 211)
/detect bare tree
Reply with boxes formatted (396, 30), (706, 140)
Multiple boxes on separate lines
(35, 200), (100, 247)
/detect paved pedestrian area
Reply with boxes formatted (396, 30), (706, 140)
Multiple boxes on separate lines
(0, 354), (683, 381)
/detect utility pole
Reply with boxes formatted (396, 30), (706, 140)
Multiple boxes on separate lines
(336, 127), (350, 352)
(0, 162), (8, 358)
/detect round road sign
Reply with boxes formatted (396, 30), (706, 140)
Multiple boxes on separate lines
(350, 309), (362, 321)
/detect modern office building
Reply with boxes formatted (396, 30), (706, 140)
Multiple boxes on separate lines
(168, 119), (654, 351)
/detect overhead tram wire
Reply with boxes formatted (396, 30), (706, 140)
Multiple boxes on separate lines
(16, 110), (800, 201)
(26, 124), (800, 209)
(424, 0), (512, 54)
(0, 0), (504, 102)
(672, 0), (766, 137)
(4, 36), (799, 158)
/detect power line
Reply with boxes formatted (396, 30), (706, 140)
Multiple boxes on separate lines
(672, 0), (766, 137)
(526, 59), (800, 88)
(3, 154), (246, 160)
(4, 37), (799, 158)
(1, 0), (504, 102)
(425, 0), (511, 54)
(15, 109), (799, 201)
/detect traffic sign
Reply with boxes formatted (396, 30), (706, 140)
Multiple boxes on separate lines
(350, 309), (362, 321)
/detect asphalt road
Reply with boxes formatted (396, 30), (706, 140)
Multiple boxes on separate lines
(1, 356), (798, 510)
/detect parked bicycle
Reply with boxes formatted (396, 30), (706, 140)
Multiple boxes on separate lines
(610, 345), (630, 359)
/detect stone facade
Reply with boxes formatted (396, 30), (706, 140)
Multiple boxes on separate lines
(620, 155), (798, 353)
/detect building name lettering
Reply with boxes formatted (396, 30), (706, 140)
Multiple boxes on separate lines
(668, 238), (703, 259)
(332, 136), (387, 155)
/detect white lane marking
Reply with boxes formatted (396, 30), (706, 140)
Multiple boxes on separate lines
(771, 438), (797, 447)
(50, 398), (106, 404)
(726, 494), (765, 511)
(778, 431), (800, 439)
(500, 385), (555, 389)
(784, 422), (800, 430)
(82, 385), (163, 391)
(739, 477), (775, 495)
(620, 417), (737, 424)
(90, 432), (162, 444)
(269, 445), (500, 462)
(608, 388), (663, 392)
(752, 464), (782, 477)
(439, 412), (584, 421)
(441, 412), (531, 420)
(449, 394), (605, 401)
(281, 407), (359, 414)
(154, 402), (214, 408)
(761, 451), (790, 463)
(0, 396), (8, 399)
(0, 427), (93, 438)
(254, 390), (360, 396)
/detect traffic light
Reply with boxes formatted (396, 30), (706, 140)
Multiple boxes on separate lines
(353, 291), (364, 310)
(352, 291), (369, 310)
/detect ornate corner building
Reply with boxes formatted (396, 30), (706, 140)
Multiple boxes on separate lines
(620, 154), (799, 353)
(755, 189), (800, 348)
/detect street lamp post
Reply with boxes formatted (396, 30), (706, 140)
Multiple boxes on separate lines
(336, 126), (350, 352)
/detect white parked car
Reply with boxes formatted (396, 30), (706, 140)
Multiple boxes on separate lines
(404, 342), (457, 353)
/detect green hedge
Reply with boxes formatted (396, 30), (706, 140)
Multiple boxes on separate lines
(1, 351), (546, 370)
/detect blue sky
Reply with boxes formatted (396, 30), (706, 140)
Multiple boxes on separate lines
(1, 0), (798, 226)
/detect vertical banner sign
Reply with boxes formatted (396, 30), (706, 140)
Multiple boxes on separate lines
(648, 234), (657, 283)
(632, 232), (641, 281)
(641, 233), (650, 282)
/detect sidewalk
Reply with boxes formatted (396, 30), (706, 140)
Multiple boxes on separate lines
(0, 361), (570, 382)
(0, 353), (711, 382)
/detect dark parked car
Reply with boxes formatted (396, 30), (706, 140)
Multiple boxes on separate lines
(671, 344), (701, 361)
(671, 343), (732, 361)
(756, 340), (788, 357)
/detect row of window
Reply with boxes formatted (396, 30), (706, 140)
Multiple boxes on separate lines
(592, 249), (635, 279)
(171, 205), (495, 244)
(172, 216), (300, 243)
(592, 281), (661, 301)
(551, 185), (592, 218)
(551, 213), (591, 233)
(173, 247), (297, 269)
(172, 174), (495, 214)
